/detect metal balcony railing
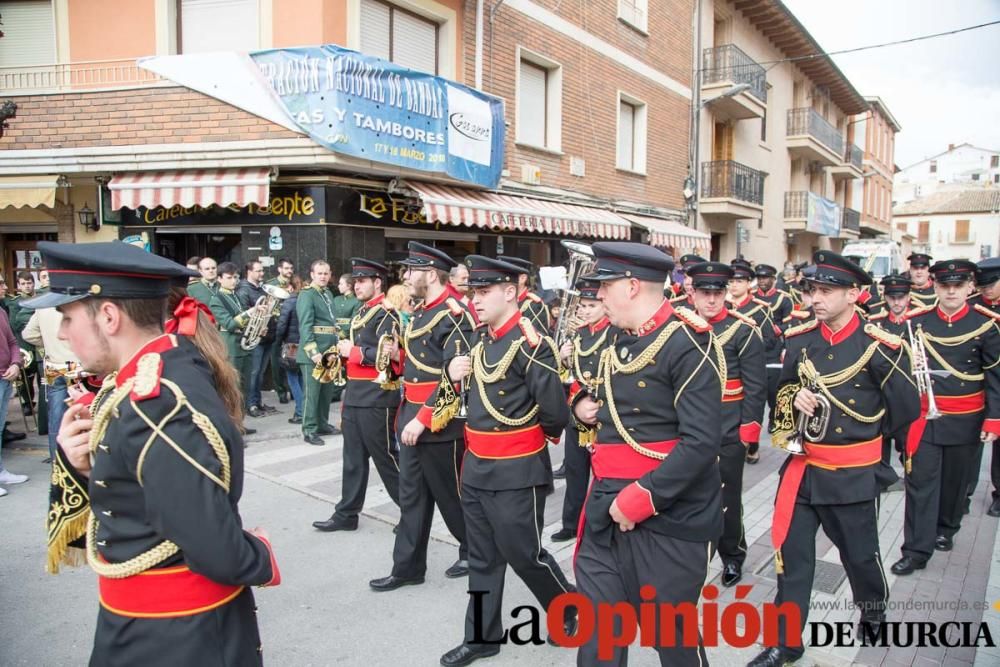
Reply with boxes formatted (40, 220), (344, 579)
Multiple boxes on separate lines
(846, 144), (863, 169)
(842, 207), (860, 232)
(702, 45), (767, 103)
(786, 107), (844, 156)
(701, 160), (766, 205)
(784, 191), (810, 218)
(0, 58), (164, 93)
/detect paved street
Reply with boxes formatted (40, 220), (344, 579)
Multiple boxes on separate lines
(1, 393), (998, 666)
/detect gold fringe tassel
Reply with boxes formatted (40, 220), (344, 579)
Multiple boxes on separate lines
(774, 549), (784, 575)
(46, 510), (90, 574)
(431, 377), (460, 432)
(905, 456), (912, 475)
(578, 427), (596, 449)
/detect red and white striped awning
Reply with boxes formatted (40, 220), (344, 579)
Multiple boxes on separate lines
(109, 168), (271, 211)
(621, 213), (712, 251)
(405, 181), (631, 240)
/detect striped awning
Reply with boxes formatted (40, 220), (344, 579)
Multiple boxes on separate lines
(622, 213), (712, 251)
(405, 181), (632, 240)
(0, 175), (62, 209)
(109, 168), (271, 211)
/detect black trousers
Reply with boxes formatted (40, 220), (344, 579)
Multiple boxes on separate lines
(775, 500), (886, 657)
(993, 440), (1000, 500)
(903, 439), (978, 560)
(333, 405), (401, 521)
(718, 441), (748, 566)
(560, 427), (592, 532)
(965, 441), (985, 507)
(391, 439), (468, 578)
(877, 428), (904, 490)
(575, 524), (712, 666)
(462, 484), (572, 644)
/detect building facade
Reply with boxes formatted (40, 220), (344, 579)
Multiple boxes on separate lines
(852, 95), (899, 240)
(893, 187), (1000, 262)
(895, 143), (1000, 205)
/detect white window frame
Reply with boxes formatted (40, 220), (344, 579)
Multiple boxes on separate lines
(346, 0), (456, 80)
(618, 0), (648, 34)
(359, 0), (440, 75)
(616, 91), (647, 175)
(515, 47), (563, 153)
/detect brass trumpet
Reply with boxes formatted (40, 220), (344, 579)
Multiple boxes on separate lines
(907, 320), (942, 421)
(373, 322), (400, 390)
(312, 345), (346, 386)
(455, 340), (469, 419)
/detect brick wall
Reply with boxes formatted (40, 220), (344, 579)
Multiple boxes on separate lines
(1, 87), (300, 151)
(463, 0), (693, 210)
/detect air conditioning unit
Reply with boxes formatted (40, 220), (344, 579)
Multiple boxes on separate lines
(569, 156), (586, 177)
(521, 164), (542, 185)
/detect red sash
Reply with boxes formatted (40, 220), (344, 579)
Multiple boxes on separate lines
(904, 391), (985, 466)
(404, 380), (438, 404)
(723, 378), (744, 402)
(464, 424), (546, 459)
(99, 565), (243, 619)
(591, 439), (678, 479)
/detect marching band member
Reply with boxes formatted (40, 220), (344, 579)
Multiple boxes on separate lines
(497, 255), (551, 333)
(906, 253), (937, 308)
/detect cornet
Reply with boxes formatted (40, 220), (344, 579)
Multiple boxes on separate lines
(785, 351), (830, 456)
(241, 284), (290, 351)
(907, 320), (942, 420)
(373, 322), (400, 390)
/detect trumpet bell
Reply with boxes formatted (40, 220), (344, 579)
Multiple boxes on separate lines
(785, 435), (807, 456)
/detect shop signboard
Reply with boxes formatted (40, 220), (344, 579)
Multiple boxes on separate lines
(116, 187), (326, 226)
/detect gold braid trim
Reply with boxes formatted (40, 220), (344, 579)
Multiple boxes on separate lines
(406, 308), (453, 339)
(472, 339), (539, 427)
(715, 317), (747, 348)
(921, 332), (986, 382)
(349, 303), (383, 341)
(770, 383), (801, 448)
(923, 320), (994, 345)
(572, 329), (608, 390)
(46, 453), (89, 574)
(799, 345), (885, 423)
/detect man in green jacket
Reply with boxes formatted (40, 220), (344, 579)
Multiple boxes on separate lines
(330, 272), (360, 403)
(188, 257), (219, 307)
(209, 262), (259, 433)
(265, 258), (295, 404)
(297, 260), (342, 445)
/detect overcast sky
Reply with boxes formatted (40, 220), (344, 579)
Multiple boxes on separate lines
(781, 0), (1000, 168)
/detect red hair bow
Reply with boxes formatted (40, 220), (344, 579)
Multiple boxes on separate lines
(166, 297), (215, 336)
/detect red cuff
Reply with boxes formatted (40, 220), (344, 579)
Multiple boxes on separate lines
(545, 434), (560, 445)
(616, 482), (657, 523)
(416, 405), (433, 429)
(739, 422), (762, 444)
(347, 346), (362, 364)
(567, 381), (582, 404)
(251, 533), (281, 587)
(983, 418), (1000, 437)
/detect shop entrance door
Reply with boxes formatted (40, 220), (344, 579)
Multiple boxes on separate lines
(150, 227), (243, 266)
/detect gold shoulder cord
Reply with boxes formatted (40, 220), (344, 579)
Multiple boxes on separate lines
(798, 344), (885, 423)
(349, 304), (383, 342)
(404, 311), (451, 375)
(921, 325), (991, 381)
(573, 329), (608, 389)
(472, 338), (539, 426)
(86, 378), (233, 579)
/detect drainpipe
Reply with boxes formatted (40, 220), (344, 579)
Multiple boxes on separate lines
(488, 0), (505, 92)
(475, 0), (484, 90)
(689, 0), (703, 231)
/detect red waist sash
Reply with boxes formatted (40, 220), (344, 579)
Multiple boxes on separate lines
(905, 391), (985, 466)
(404, 380), (438, 404)
(465, 424), (545, 459)
(346, 359), (380, 380)
(591, 439), (678, 479)
(772, 437), (882, 554)
(723, 378), (744, 402)
(99, 565), (244, 619)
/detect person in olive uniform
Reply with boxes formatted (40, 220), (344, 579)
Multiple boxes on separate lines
(748, 251), (919, 667)
(187, 256), (219, 308)
(497, 255), (551, 334)
(369, 242), (470, 591)
(441, 255), (573, 667)
(265, 258), (295, 404)
(37, 241), (279, 667)
(7, 270), (40, 419)
(690, 261), (766, 588)
(891, 259), (1000, 576)
(297, 260), (342, 446)
(572, 242), (724, 667)
(208, 262), (257, 418)
(971, 258), (1000, 517)
(552, 276), (608, 542)
(906, 252), (937, 308)
(331, 272), (362, 403)
(313, 258), (401, 532)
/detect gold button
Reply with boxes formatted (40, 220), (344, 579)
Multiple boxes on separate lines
(637, 380), (646, 388)
(98, 444), (110, 453)
(827, 354), (834, 360)
(95, 480), (108, 488)
(596, 422), (603, 430)
(493, 426), (500, 431)
(848, 399), (856, 405)
(633, 407), (640, 412)
(498, 390), (505, 395)
(835, 427), (843, 434)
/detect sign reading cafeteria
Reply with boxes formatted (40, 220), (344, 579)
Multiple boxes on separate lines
(117, 187), (326, 226)
(252, 45), (505, 189)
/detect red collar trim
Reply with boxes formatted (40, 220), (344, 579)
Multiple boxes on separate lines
(116, 334), (177, 387)
(819, 312), (860, 346)
(916, 280), (932, 290)
(588, 317), (610, 334)
(422, 287), (449, 310)
(756, 287), (776, 298)
(731, 293), (752, 309)
(634, 299), (674, 337)
(937, 303), (969, 323)
(517, 289), (528, 302)
(889, 312), (907, 325)
(365, 293), (385, 308)
(490, 311), (522, 339)
(708, 309), (729, 324)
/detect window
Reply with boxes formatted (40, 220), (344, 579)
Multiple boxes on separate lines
(929, 160), (937, 174)
(972, 173), (980, 181)
(618, 0), (648, 33)
(918, 220), (930, 243)
(896, 222), (908, 233)
(955, 219), (971, 243)
(991, 155), (999, 168)
(516, 51), (562, 151)
(994, 174), (999, 184)
(760, 109), (767, 142)
(180, 0), (259, 54)
(617, 94), (647, 173)
(0, 1), (55, 67)
(360, 0), (439, 75)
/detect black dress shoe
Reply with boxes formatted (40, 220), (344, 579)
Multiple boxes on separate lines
(243, 428), (257, 435)
(552, 464), (566, 479)
(551, 527), (576, 542)
(317, 425), (341, 436)
(3, 430), (26, 443)
(890, 556), (927, 575)
(248, 406), (264, 418)
(547, 611), (578, 646)
(278, 393), (290, 404)
(747, 646), (801, 666)
(439, 643), (500, 667)
(444, 559), (469, 578)
(369, 574), (425, 592)
(721, 561), (743, 587)
(304, 434), (325, 446)
(22, 406), (33, 417)
(312, 516), (358, 532)
(935, 535), (953, 551)
(261, 403), (278, 414)
(288, 416), (302, 424)
(988, 497), (1000, 517)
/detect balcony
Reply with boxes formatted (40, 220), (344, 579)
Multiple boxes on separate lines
(699, 160), (766, 220)
(841, 207), (860, 237)
(829, 144), (864, 181)
(859, 214), (890, 236)
(701, 45), (767, 121)
(0, 58), (165, 94)
(784, 191), (842, 236)
(786, 108), (845, 166)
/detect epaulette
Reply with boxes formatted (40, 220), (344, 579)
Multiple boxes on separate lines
(524, 291), (543, 303)
(728, 309), (757, 327)
(974, 303), (1000, 321)
(783, 310), (811, 324)
(752, 297), (771, 308)
(674, 306), (711, 333)
(445, 297), (465, 317)
(669, 294), (689, 305)
(867, 311), (888, 321)
(904, 304), (935, 320)
(784, 319), (819, 339)
(864, 323), (901, 349)
(518, 317), (541, 347)
(130, 352), (163, 401)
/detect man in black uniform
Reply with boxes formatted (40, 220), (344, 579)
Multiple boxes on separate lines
(313, 258), (401, 531)
(754, 263), (794, 325)
(891, 260), (1000, 575)
(441, 255), (573, 667)
(907, 252), (937, 308)
(38, 241), (279, 666)
(972, 258), (1000, 516)
(498, 255), (551, 333)
(552, 276), (608, 542)
(369, 242), (470, 591)
(749, 251), (919, 667)
(690, 261), (766, 588)
(573, 242), (723, 667)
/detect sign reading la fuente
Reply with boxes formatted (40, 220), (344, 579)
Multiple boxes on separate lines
(116, 187), (326, 226)
(251, 44), (505, 189)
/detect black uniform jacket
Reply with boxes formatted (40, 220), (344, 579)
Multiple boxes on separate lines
(710, 309), (766, 444)
(567, 317), (611, 400)
(755, 287), (794, 329)
(730, 293), (782, 365)
(581, 300), (724, 543)
(343, 292), (402, 409)
(773, 313), (920, 504)
(968, 293), (1000, 314)
(400, 288), (474, 442)
(518, 289), (551, 334)
(910, 281), (938, 308)
(463, 313), (568, 490)
(906, 302), (1000, 444)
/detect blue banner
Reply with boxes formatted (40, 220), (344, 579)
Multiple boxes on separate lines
(805, 191), (841, 237)
(251, 45), (505, 189)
